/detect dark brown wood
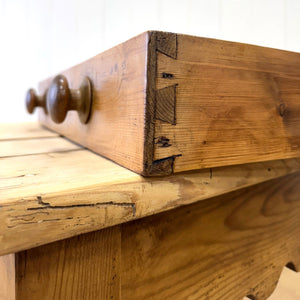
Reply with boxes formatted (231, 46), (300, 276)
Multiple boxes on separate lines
(121, 171), (300, 299)
(156, 31), (177, 59)
(143, 31), (179, 176)
(15, 226), (121, 300)
(25, 88), (47, 114)
(47, 75), (92, 124)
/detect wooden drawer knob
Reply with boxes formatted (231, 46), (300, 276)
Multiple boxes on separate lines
(26, 89), (47, 114)
(47, 75), (92, 124)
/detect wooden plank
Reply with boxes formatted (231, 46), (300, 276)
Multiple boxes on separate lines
(1, 145), (300, 255)
(154, 33), (300, 173)
(0, 150), (137, 202)
(15, 226), (120, 300)
(176, 34), (300, 77)
(121, 172), (300, 300)
(0, 137), (81, 157)
(0, 122), (57, 140)
(0, 254), (15, 300)
(38, 32), (149, 175)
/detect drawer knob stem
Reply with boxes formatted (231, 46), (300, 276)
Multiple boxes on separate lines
(47, 75), (92, 124)
(25, 89), (47, 114)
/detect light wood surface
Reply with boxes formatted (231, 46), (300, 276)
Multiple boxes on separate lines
(9, 172), (300, 300)
(154, 33), (300, 173)
(0, 254), (15, 300)
(0, 137), (81, 157)
(38, 32), (148, 175)
(15, 226), (120, 300)
(121, 172), (300, 300)
(1, 122), (300, 256)
(0, 122), (57, 140)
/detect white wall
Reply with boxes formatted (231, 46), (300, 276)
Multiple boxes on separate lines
(1, 0), (300, 123)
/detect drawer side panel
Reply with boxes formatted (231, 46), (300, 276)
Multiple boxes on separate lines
(154, 34), (300, 173)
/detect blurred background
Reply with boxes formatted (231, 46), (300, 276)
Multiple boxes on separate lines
(1, 0), (300, 123)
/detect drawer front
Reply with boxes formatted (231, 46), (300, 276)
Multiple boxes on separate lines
(38, 33), (149, 175)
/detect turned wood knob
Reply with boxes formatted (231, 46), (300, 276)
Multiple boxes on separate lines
(26, 89), (47, 114)
(46, 75), (92, 124)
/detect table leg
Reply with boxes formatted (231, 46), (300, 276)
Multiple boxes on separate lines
(15, 226), (121, 300)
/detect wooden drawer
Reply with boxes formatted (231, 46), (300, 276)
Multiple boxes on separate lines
(27, 31), (300, 176)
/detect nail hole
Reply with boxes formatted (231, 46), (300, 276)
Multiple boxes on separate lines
(162, 72), (173, 79)
(286, 262), (297, 271)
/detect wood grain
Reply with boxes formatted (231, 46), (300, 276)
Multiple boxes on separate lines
(1, 141), (300, 255)
(155, 85), (177, 125)
(38, 32), (149, 174)
(0, 254), (15, 300)
(0, 137), (81, 157)
(0, 122), (57, 140)
(121, 171), (300, 300)
(155, 33), (300, 173)
(32, 31), (300, 175)
(15, 226), (120, 300)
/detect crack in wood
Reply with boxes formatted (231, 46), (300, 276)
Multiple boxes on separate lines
(26, 196), (136, 217)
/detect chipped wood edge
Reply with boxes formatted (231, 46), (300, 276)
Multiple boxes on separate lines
(1, 158), (300, 256)
(142, 31), (157, 176)
(143, 31), (179, 176)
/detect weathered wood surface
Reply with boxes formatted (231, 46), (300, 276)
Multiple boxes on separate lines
(121, 172), (300, 300)
(0, 122), (57, 140)
(30, 31), (300, 176)
(38, 32), (148, 174)
(4, 173), (300, 300)
(15, 226), (120, 300)
(1, 122), (300, 256)
(0, 137), (80, 157)
(154, 33), (300, 173)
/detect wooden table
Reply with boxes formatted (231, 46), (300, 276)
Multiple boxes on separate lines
(1, 122), (300, 299)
